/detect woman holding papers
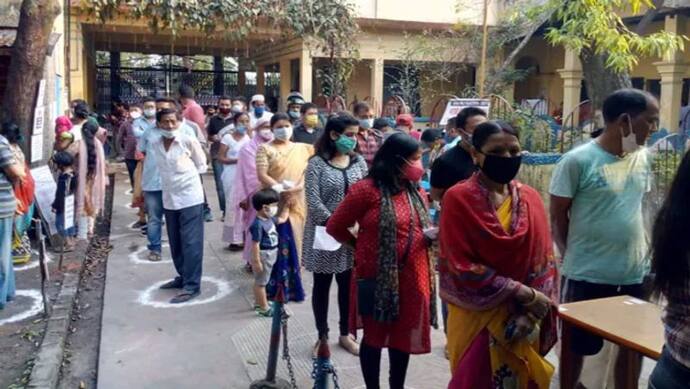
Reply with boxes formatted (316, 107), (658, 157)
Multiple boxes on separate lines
(303, 114), (367, 357)
(327, 132), (436, 389)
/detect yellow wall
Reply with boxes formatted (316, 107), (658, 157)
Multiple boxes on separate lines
(514, 38), (564, 110)
(348, 60), (374, 104)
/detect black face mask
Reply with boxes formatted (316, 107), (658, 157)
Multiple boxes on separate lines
(479, 154), (522, 184)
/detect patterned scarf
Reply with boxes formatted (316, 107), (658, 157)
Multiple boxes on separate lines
(374, 184), (437, 327)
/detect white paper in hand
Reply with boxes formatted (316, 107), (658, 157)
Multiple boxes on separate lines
(313, 226), (342, 251)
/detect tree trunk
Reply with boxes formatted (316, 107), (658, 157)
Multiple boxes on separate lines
(580, 48), (632, 126)
(0, 0), (61, 157)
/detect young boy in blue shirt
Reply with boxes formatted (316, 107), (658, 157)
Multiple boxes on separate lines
(249, 189), (291, 317)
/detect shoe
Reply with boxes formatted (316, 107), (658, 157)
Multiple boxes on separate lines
(132, 220), (147, 229)
(170, 290), (200, 304)
(147, 251), (162, 262)
(255, 306), (273, 317)
(204, 209), (213, 222)
(338, 335), (360, 356)
(159, 279), (183, 290)
(228, 244), (244, 252)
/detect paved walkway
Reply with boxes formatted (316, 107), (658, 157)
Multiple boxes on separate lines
(98, 171), (654, 388)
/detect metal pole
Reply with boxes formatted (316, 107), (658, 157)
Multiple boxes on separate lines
(313, 337), (333, 389)
(265, 302), (282, 381)
(479, 0), (490, 96)
(34, 218), (51, 316)
(250, 302), (291, 389)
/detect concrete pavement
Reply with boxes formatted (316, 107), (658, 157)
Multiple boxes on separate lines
(98, 171), (654, 388)
(98, 172), (452, 388)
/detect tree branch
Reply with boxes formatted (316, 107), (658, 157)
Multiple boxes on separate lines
(485, 8), (555, 94)
(635, 0), (665, 35)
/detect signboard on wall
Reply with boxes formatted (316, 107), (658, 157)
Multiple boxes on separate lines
(439, 99), (491, 126)
(30, 165), (58, 236)
(32, 106), (44, 135)
(30, 135), (43, 163)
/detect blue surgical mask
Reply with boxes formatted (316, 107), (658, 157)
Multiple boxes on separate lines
(254, 106), (265, 118)
(288, 111), (300, 120)
(235, 125), (247, 135)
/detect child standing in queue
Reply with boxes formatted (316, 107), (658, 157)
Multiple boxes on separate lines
(52, 151), (77, 251)
(250, 188), (291, 317)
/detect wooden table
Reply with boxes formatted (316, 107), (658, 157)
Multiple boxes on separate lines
(559, 295), (664, 389)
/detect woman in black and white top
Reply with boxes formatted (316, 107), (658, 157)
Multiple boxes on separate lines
(304, 114), (368, 356)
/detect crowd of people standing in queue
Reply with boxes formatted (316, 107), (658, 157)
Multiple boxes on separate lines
(0, 99), (110, 312)
(3, 84), (690, 388)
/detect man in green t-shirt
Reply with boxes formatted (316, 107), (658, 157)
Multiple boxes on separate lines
(550, 88), (659, 389)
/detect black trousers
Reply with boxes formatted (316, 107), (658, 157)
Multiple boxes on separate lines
(359, 342), (410, 389)
(125, 159), (137, 189)
(164, 204), (204, 293)
(312, 270), (351, 339)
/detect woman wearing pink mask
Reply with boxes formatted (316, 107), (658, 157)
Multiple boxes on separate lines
(326, 132), (436, 389)
(230, 117), (273, 269)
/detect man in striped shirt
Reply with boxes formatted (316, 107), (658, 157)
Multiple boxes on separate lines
(0, 131), (26, 309)
(353, 102), (382, 167)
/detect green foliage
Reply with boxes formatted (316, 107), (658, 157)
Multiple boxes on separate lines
(84, 0), (359, 99)
(544, 0), (687, 72)
(509, 106), (554, 152)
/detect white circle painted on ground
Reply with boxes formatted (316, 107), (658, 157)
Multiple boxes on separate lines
(136, 276), (233, 309)
(128, 245), (172, 264)
(15, 251), (53, 272)
(0, 290), (43, 326)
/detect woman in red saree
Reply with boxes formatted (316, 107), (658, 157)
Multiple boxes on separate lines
(439, 121), (559, 389)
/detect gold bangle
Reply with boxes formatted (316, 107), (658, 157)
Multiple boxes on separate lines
(523, 287), (539, 307)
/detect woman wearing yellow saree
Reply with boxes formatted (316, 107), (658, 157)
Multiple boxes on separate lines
(256, 112), (314, 256)
(439, 121), (559, 389)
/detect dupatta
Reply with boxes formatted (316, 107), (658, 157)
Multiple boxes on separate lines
(439, 175), (559, 389)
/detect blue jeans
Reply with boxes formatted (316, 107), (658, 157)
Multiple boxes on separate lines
(0, 216), (16, 309)
(164, 203), (204, 293)
(211, 159), (226, 214)
(144, 191), (163, 253)
(649, 347), (690, 388)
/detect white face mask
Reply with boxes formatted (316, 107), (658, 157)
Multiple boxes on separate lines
(273, 126), (293, 141)
(143, 108), (156, 118)
(621, 114), (641, 154)
(266, 205), (278, 218)
(161, 130), (178, 139)
(130, 111), (142, 120)
(259, 129), (273, 141)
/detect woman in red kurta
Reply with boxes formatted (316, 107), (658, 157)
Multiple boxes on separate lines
(327, 132), (436, 389)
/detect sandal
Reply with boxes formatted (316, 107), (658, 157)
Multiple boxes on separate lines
(311, 339), (322, 359)
(338, 335), (360, 356)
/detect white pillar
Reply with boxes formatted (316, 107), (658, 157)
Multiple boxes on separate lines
(299, 49), (313, 102)
(370, 58), (384, 115)
(557, 50), (583, 127)
(279, 58), (291, 111)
